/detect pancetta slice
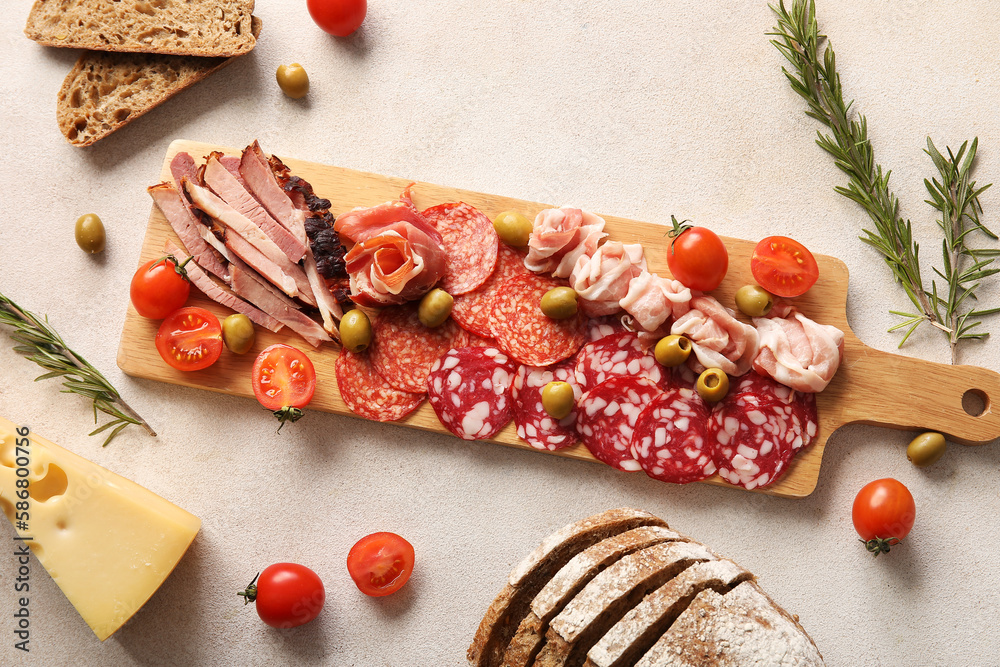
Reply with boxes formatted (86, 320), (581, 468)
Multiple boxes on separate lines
(525, 208), (608, 278)
(619, 271), (693, 332)
(570, 242), (646, 317)
(753, 303), (844, 392)
(670, 296), (759, 377)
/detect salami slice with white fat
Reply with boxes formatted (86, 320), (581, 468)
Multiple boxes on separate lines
(427, 346), (518, 440)
(586, 314), (628, 342)
(451, 244), (530, 337)
(335, 349), (425, 422)
(630, 388), (715, 484)
(574, 331), (663, 391)
(370, 304), (468, 393)
(422, 202), (499, 295)
(576, 376), (664, 472)
(511, 359), (581, 451)
(488, 273), (587, 366)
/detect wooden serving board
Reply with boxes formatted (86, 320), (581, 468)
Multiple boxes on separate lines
(117, 140), (1000, 498)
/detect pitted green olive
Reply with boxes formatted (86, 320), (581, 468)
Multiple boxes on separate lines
(276, 63), (309, 99)
(735, 284), (774, 318)
(696, 368), (729, 403)
(654, 335), (691, 367)
(493, 210), (533, 247)
(906, 431), (946, 467)
(339, 309), (372, 353)
(419, 288), (454, 328)
(540, 287), (578, 320)
(542, 381), (575, 420)
(222, 314), (256, 354)
(75, 213), (106, 253)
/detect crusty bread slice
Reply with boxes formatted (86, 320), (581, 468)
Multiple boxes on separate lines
(25, 0), (256, 57)
(56, 17), (261, 147)
(468, 509), (667, 667)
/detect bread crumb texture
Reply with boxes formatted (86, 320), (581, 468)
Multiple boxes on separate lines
(25, 0), (256, 57)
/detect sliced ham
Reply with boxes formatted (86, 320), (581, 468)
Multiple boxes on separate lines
(169, 152), (235, 264)
(238, 141), (308, 245)
(524, 207), (608, 278)
(230, 263), (332, 349)
(570, 241), (646, 317)
(671, 295), (759, 377)
(619, 270), (693, 332)
(163, 241), (282, 333)
(753, 303), (844, 392)
(148, 183), (230, 282)
(218, 156), (246, 187)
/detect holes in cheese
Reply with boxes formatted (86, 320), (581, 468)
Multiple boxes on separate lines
(29, 463), (68, 502)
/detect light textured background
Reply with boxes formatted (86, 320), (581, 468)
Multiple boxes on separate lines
(2, 1), (1000, 665)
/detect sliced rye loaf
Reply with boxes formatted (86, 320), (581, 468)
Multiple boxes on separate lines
(502, 526), (687, 667)
(25, 0), (256, 57)
(56, 17), (261, 147)
(633, 581), (825, 667)
(467, 508), (667, 667)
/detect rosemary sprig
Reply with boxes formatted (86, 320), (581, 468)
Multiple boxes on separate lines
(0, 292), (155, 446)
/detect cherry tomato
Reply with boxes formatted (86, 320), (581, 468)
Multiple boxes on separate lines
(750, 236), (819, 298)
(347, 532), (415, 597)
(665, 218), (729, 291)
(130, 256), (191, 319)
(852, 478), (916, 557)
(154, 307), (223, 371)
(239, 563), (325, 629)
(252, 344), (316, 429)
(307, 0), (367, 37)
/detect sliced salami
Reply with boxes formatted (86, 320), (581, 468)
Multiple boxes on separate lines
(574, 331), (663, 391)
(427, 346), (518, 440)
(488, 273), (586, 366)
(511, 359), (581, 451)
(630, 388), (715, 484)
(335, 349), (425, 422)
(586, 314), (628, 342)
(370, 304), (468, 393)
(576, 376), (663, 472)
(451, 244), (530, 337)
(422, 202), (499, 295)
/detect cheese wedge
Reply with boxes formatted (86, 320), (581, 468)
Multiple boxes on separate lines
(0, 417), (200, 640)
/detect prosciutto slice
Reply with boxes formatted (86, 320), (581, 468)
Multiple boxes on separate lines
(753, 303), (844, 392)
(619, 271), (692, 332)
(570, 242), (646, 316)
(148, 183), (230, 282)
(670, 295), (759, 377)
(524, 207), (608, 278)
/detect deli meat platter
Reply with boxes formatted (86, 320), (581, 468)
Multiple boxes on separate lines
(116, 140), (1000, 498)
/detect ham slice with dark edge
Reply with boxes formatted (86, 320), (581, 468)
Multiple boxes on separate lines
(239, 140), (308, 245)
(148, 182), (230, 282)
(229, 262), (332, 348)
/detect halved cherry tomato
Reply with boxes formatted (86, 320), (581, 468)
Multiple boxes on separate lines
(750, 236), (819, 297)
(238, 563), (325, 629)
(852, 478), (916, 557)
(252, 344), (316, 429)
(665, 218), (729, 291)
(154, 307), (223, 371)
(307, 0), (367, 37)
(347, 532), (415, 597)
(130, 256), (191, 319)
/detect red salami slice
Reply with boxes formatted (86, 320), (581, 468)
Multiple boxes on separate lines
(451, 244), (530, 337)
(370, 304), (468, 393)
(511, 359), (581, 451)
(586, 314), (628, 342)
(335, 349), (425, 422)
(427, 346), (518, 440)
(574, 331), (663, 391)
(576, 376), (663, 472)
(630, 388), (715, 484)
(488, 273), (586, 366)
(422, 202), (499, 295)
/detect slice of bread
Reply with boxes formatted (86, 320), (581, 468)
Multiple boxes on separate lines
(56, 17), (261, 147)
(25, 0), (256, 57)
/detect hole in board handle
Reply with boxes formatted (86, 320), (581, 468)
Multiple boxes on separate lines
(962, 389), (989, 417)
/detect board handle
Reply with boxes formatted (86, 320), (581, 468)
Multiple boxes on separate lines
(835, 345), (1000, 445)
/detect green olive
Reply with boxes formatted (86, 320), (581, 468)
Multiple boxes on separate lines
(540, 287), (578, 320)
(74, 213), (106, 254)
(542, 381), (575, 420)
(906, 431), (946, 467)
(696, 368), (729, 403)
(222, 314), (256, 354)
(339, 309), (372, 353)
(276, 63), (309, 99)
(735, 285), (774, 318)
(418, 288), (454, 328)
(654, 335), (691, 367)
(492, 210), (533, 247)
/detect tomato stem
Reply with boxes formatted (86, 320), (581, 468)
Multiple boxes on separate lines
(860, 536), (901, 557)
(273, 406), (305, 433)
(666, 215), (693, 256)
(238, 572), (261, 604)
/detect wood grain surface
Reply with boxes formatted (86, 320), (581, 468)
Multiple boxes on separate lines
(116, 140), (1000, 498)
